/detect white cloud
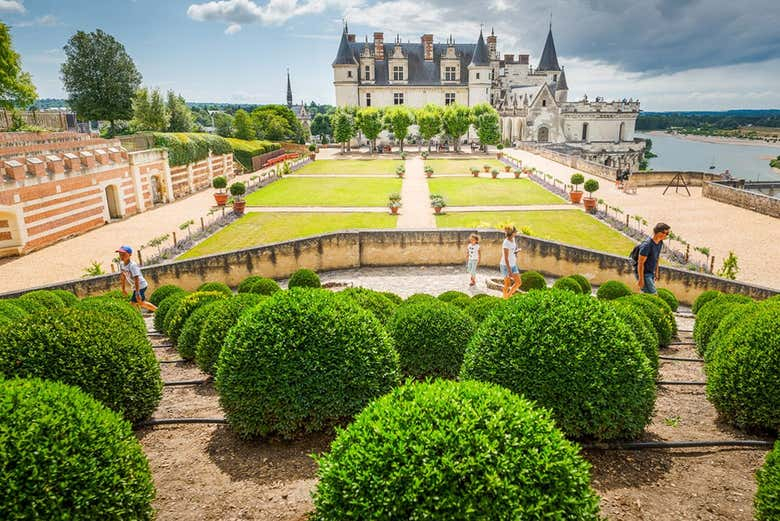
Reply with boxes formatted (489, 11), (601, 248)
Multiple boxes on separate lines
(15, 14), (60, 27)
(0, 0), (24, 14)
(187, 0), (355, 26)
(225, 23), (242, 34)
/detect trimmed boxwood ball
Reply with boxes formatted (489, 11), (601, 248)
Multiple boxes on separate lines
(312, 380), (601, 520)
(51, 289), (79, 306)
(693, 294), (752, 357)
(553, 276), (583, 294)
(154, 292), (187, 333)
(380, 291), (403, 305)
(237, 275), (263, 293)
(240, 276), (281, 296)
(177, 300), (225, 360)
(0, 378), (155, 520)
(337, 287), (397, 324)
(610, 301), (659, 375)
(596, 280), (632, 300)
(520, 270), (547, 291)
(0, 309), (162, 422)
(465, 295), (504, 323)
(78, 296), (146, 336)
(287, 268), (321, 289)
(570, 274), (592, 295)
(8, 297), (45, 314)
(638, 293), (678, 337)
(403, 293), (437, 306)
(149, 284), (184, 306)
(471, 293), (491, 300)
(448, 295), (472, 309)
(705, 301), (766, 363)
(437, 290), (468, 302)
(692, 289), (721, 314)
(461, 290), (655, 440)
(616, 295), (673, 347)
(20, 289), (64, 309)
(100, 290), (127, 300)
(656, 288), (679, 312)
(387, 299), (476, 379)
(196, 294), (265, 376)
(216, 289), (400, 438)
(706, 304), (780, 431)
(0, 300), (28, 326)
(197, 281), (233, 296)
(756, 440), (780, 521)
(166, 291), (228, 341)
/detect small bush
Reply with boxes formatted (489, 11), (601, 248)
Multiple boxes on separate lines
(7, 297), (45, 314)
(239, 276), (281, 295)
(520, 270), (547, 291)
(616, 295), (673, 347)
(225, 137), (280, 171)
(596, 280), (632, 300)
(0, 378), (155, 520)
(692, 290), (722, 314)
(177, 300), (224, 360)
(237, 275), (263, 293)
(216, 289), (400, 438)
(553, 277), (583, 294)
(570, 274), (592, 295)
(437, 290), (468, 302)
(51, 289), (79, 306)
(611, 301), (660, 375)
(149, 284), (184, 306)
(78, 296), (146, 336)
(403, 293), (438, 306)
(287, 268), (321, 289)
(166, 291), (228, 341)
(100, 289), (128, 300)
(196, 294), (265, 375)
(693, 294), (752, 357)
(154, 292), (187, 333)
(462, 290), (655, 440)
(0, 309), (162, 422)
(705, 302), (765, 362)
(337, 287), (397, 324)
(0, 300), (28, 328)
(197, 282), (233, 296)
(380, 291), (403, 305)
(465, 295), (504, 323)
(312, 380), (601, 520)
(656, 288), (679, 312)
(638, 293), (677, 337)
(448, 295), (472, 309)
(756, 440), (780, 520)
(20, 289), (65, 309)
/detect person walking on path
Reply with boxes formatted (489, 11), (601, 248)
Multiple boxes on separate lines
(116, 246), (158, 313)
(500, 226), (522, 299)
(466, 233), (481, 287)
(635, 222), (670, 294)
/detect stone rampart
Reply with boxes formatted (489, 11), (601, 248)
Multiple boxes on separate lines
(703, 181), (780, 219)
(512, 143), (618, 180)
(630, 171), (723, 187)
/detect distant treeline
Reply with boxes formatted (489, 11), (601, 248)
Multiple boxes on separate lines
(637, 110), (780, 130)
(31, 99), (335, 117)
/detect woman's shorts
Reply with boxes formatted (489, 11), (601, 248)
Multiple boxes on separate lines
(466, 259), (478, 275)
(500, 265), (519, 277)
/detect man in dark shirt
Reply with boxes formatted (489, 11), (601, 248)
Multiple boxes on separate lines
(636, 222), (671, 294)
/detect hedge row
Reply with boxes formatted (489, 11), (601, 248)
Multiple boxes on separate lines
(153, 132), (232, 167)
(225, 138), (281, 171)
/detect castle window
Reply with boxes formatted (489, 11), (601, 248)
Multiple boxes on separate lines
(581, 123), (589, 141)
(542, 99), (547, 107)
(445, 66), (456, 81)
(476, 72), (480, 79)
(365, 66), (370, 81)
(393, 66), (404, 81)
(394, 92), (404, 105)
(366, 93), (371, 107)
(445, 93), (456, 105)
(553, 74), (557, 82)
(347, 70), (352, 78)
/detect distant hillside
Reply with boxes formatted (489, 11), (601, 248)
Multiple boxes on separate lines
(638, 110), (780, 130)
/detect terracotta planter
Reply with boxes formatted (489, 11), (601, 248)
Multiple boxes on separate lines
(483, 166), (491, 173)
(425, 172), (433, 178)
(389, 206), (399, 215)
(491, 173), (499, 179)
(471, 172), (480, 177)
(433, 206), (443, 214)
(570, 191), (584, 204)
(583, 197), (597, 213)
(214, 192), (228, 206)
(497, 152), (503, 159)
(309, 153), (316, 160)
(514, 172), (521, 179)
(504, 165), (511, 172)
(397, 173), (404, 179)
(233, 200), (246, 216)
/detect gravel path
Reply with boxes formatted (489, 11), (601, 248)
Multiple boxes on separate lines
(397, 157), (436, 229)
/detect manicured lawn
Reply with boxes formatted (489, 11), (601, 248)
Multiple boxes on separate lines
(423, 158), (507, 174)
(179, 212), (398, 259)
(245, 177), (402, 207)
(436, 210), (636, 256)
(428, 178), (565, 206)
(294, 159), (402, 175)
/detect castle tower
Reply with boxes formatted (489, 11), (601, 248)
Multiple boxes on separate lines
(467, 29), (492, 107)
(555, 66), (568, 103)
(536, 24), (561, 72)
(286, 68), (293, 108)
(332, 24), (359, 106)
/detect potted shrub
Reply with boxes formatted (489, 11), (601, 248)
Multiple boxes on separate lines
(400, 151), (407, 160)
(424, 166), (434, 178)
(212, 176), (228, 206)
(483, 164), (491, 173)
(421, 151), (429, 160)
(583, 179), (600, 213)
(430, 194), (447, 214)
(396, 165), (405, 178)
(387, 198), (402, 215)
(308, 144), (316, 160)
(496, 143), (504, 159)
(513, 168), (522, 179)
(470, 167), (480, 177)
(491, 168), (500, 179)
(230, 182), (247, 216)
(570, 173), (585, 204)
(504, 164), (511, 172)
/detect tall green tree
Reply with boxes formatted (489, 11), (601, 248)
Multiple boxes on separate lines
(356, 107), (384, 153)
(331, 109), (356, 153)
(60, 29), (141, 134)
(416, 104), (442, 152)
(383, 106), (415, 152)
(213, 112), (233, 137)
(441, 103), (472, 152)
(148, 88), (169, 131)
(472, 103), (501, 150)
(251, 105), (302, 142)
(130, 87), (168, 131)
(233, 109), (254, 140)
(311, 113), (332, 142)
(0, 22), (37, 110)
(167, 91), (193, 132)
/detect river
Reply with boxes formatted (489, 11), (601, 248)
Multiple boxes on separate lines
(636, 132), (780, 181)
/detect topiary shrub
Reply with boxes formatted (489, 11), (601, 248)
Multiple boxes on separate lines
(337, 287), (397, 324)
(693, 294), (752, 357)
(756, 440), (780, 521)
(0, 300), (28, 327)
(596, 280), (632, 300)
(196, 294), (265, 376)
(154, 292), (187, 333)
(216, 289), (400, 438)
(166, 291), (228, 341)
(520, 270), (547, 291)
(437, 290), (469, 302)
(387, 299), (476, 379)
(99, 290), (127, 300)
(287, 268), (321, 289)
(448, 295), (472, 309)
(610, 301), (659, 375)
(656, 288), (679, 312)
(149, 284), (184, 306)
(197, 281), (233, 296)
(0, 309), (162, 422)
(569, 274), (592, 295)
(553, 277), (583, 294)
(403, 293), (437, 306)
(51, 289), (79, 306)
(706, 304), (780, 431)
(692, 290), (721, 314)
(461, 290), (655, 440)
(637, 293), (677, 337)
(380, 291), (403, 305)
(177, 300), (224, 360)
(312, 380), (601, 520)
(8, 297), (46, 315)
(465, 295), (504, 323)
(0, 378), (155, 520)
(78, 296), (146, 336)
(237, 275), (263, 293)
(20, 289), (64, 309)
(616, 294), (673, 347)
(704, 301), (765, 363)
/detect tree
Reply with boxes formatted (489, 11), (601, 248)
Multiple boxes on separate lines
(130, 88), (151, 131)
(416, 104), (442, 152)
(250, 105), (302, 142)
(441, 103), (472, 152)
(167, 91), (193, 132)
(357, 107), (384, 153)
(213, 112), (234, 137)
(331, 109), (356, 153)
(61, 29), (142, 134)
(0, 22), (37, 110)
(233, 109), (254, 140)
(383, 106), (415, 152)
(472, 103), (501, 150)
(311, 113), (332, 142)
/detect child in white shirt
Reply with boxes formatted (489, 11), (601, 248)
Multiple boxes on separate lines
(466, 233), (481, 286)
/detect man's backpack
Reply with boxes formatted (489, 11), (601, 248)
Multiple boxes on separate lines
(629, 240), (647, 270)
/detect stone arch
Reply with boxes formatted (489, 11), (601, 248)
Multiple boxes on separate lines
(149, 174), (164, 204)
(102, 183), (124, 221)
(513, 119), (523, 142)
(537, 126), (549, 143)
(0, 206), (27, 257)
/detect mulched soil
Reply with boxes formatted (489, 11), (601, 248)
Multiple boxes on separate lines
(137, 313), (773, 520)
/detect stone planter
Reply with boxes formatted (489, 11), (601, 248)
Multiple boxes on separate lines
(233, 200), (246, 216)
(214, 193), (228, 206)
(583, 197), (598, 213)
(570, 191), (583, 204)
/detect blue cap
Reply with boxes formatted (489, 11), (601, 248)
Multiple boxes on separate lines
(115, 245), (133, 255)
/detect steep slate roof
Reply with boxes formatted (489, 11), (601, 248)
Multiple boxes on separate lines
(536, 27), (561, 71)
(557, 66), (568, 90)
(333, 29), (358, 65)
(469, 30), (490, 66)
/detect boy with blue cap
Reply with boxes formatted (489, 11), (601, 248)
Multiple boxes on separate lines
(115, 245), (157, 313)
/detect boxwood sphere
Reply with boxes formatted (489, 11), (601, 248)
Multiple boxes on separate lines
(237, 275), (263, 293)
(197, 281), (233, 296)
(387, 299), (476, 379)
(196, 294), (265, 376)
(693, 294), (752, 357)
(465, 295), (505, 323)
(448, 295), (472, 309)
(239, 276), (281, 295)
(51, 289), (79, 306)
(520, 270), (547, 291)
(380, 291), (403, 305)
(461, 290), (655, 440)
(177, 300), (224, 360)
(656, 288), (679, 312)
(756, 440), (780, 521)
(154, 292), (187, 333)
(0, 309), (162, 423)
(0, 378), (155, 520)
(216, 289), (400, 438)
(638, 293), (677, 337)
(166, 291), (228, 341)
(20, 289), (65, 309)
(570, 274), (592, 294)
(78, 296), (146, 336)
(610, 301), (659, 375)
(692, 290), (721, 314)
(404, 293), (438, 306)
(149, 284), (184, 306)
(616, 295), (673, 347)
(312, 380), (601, 520)
(0, 300), (28, 326)
(437, 290), (468, 302)
(596, 280), (632, 300)
(337, 287), (397, 324)
(8, 297), (46, 314)
(287, 268), (321, 289)
(553, 277), (583, 294)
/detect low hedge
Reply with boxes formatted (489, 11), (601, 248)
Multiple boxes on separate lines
(177, 300), (224, 360)
(553, 277), (583, 294)
(312, 380), (601, 520)
(520, 270), (546, 291)
(387, 299), (476, 379)
(196, 294), (265, 375)
(225, 138), (281, 171)
(19, 289), (65, 309)
(0, 309), (162, 422)
(570, 274), (592, 294)
(237, 276), (281, 295)
(461, 290), (655, 440)
(0, 300), (28, 326)
(704, 302), (765, 363)
(197, 281), (233, 296)
(404, 293), (438, 306)
(611, 301), (660, 375)
(287, 268), (321, 289)
(616, 295), (673, 347)
(154, 292), (187, 333)
(51, 289), (78, 306)
(465, 295), (504, 323)
(165, 291), (228, 342)
(78, 296), (147, 336)
(692, 290), (721, 314)
(380, 291), (403, 305)
(437, 290), (469, 302)
(216, 289), (400, 438)
(0, 378), (155, 520)
(337, 287), (397, 324)
(693, 294), (752, 357)
(756, 440), (780, 520)
(656, 288), (679, 312)
(149, 284), (184, 306)
(596, 280), (632, 300)
(153, 132), (232, 167)
(448, 295), (472, 309)
(7, 297), (45, 314)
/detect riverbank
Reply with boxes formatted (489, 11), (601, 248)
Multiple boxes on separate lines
(646, 130), (780, 148)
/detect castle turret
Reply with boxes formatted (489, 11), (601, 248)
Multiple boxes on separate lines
(555, 66), (568, 103)
(332, 25), (358, 106)
(467, 29), (491, 107)
(536, 25), (561, 72)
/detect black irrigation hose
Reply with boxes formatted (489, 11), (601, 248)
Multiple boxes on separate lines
(582, 440), (774, 450)
(677, 329), (694, 333)
(159, 359), (188, 364)
(667, 342), (696, 346)
(135, 417), (228, 428)
(163, 379), (210, 387)
(153, 344), (174, 349)
(657, 380), (706, 386)
(659, 356), (704, 362)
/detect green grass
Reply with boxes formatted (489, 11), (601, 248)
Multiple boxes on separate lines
(245, 177), (402, 207)
(428, 178), (565, 206)
(424, 158), (507, 174)
(436, 211), (636, 256)
(179, 212), (397, 259)
(293, 159), (402, 175)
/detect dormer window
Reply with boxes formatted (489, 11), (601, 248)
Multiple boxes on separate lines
(445, 66), (456, 81)
(393, 66), (404, 81)
(365, 66), (370, 80)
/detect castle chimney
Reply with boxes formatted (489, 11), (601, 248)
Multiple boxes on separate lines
(374, 32), (384, 60)
(518, 54), (529, 65)
(487, 28), (497, 59)
(421, 34), (433, 61)
(347, 33), (356, 43)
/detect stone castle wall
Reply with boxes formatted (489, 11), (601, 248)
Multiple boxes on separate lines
(703, 181), (780, 219)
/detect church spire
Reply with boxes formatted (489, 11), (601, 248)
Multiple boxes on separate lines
(286, 68), (293, 108)
(536, 25), (561, 71)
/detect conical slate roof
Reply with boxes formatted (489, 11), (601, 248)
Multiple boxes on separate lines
(469, 30), (490, 66)
(557, 66), (568, 90)
(537, 26), (561, 71)
(332, 28), (357, 65)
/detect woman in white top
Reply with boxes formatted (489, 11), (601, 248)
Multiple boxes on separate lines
(500, 226), (522, 298)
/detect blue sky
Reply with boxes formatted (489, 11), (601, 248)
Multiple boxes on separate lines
(3, 0), (779, 110)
